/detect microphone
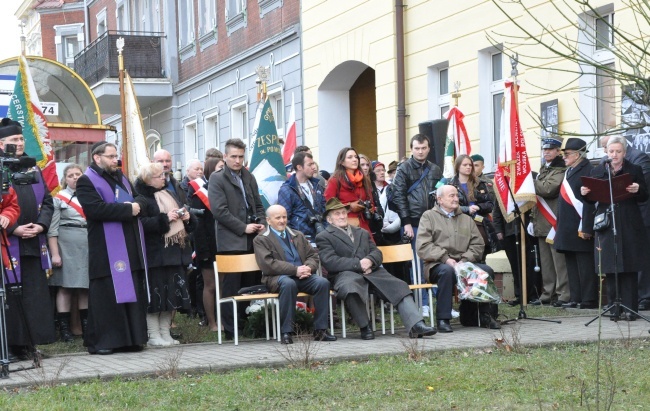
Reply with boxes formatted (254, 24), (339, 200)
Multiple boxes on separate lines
(533, 245), (541, 272)
(603, 158), (613, 164)
(19, 156), (37, 168)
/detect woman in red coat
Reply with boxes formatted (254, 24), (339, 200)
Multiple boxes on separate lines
(1, 187), (21, 269)
(324, 147), (378, 241)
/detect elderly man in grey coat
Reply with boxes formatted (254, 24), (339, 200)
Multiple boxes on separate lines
(316, 198), (437, 340)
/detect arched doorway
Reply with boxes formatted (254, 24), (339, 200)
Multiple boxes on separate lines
(318, 61), (377, 171)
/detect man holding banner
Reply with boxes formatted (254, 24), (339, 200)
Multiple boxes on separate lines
(528, 137), (569, 307)
(0, 118), (57, 359)
(77, 141), (149, 355)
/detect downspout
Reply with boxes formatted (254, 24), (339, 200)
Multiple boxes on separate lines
(84, 0), (90, 47)
(395, 0), (406, 159)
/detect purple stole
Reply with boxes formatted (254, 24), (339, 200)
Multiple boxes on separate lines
(85, 167), (149, 304)
(5, 172), (52, 285)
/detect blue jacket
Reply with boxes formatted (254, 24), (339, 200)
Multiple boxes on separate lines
(277, 174), (327, 240)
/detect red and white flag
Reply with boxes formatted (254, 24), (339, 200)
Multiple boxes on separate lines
(493, 81), (536, 222)
(282, 92), (297, 167)
(442, 106), (471, 178)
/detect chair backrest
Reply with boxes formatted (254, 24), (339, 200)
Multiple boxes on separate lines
(377, 243), (414, 264)
(347, 217), (360, 227)
(214, 254), (260, 274)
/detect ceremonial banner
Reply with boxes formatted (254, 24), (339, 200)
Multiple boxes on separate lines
(8, 56), (59, 194)
(249, 98), (287, 209)
(122, 71), (150, 180)
(493, 81), (536, 222)
(282, 92), (297, 167)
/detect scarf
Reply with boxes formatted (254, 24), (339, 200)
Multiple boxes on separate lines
(154, 189), (187, 248)
(346, 169), (364, 187)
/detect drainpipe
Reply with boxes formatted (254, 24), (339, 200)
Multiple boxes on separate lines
(395, 0), (406, 159)
(84, 0), (90, 47)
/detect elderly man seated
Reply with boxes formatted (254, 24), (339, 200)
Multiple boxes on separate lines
(417, 185), (501, 333)
(253, 205), (336, 344)
(316, 198), (437, 340)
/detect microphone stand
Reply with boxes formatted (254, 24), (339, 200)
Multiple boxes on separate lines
(501, 179), (561, 325)
(585, 161), (650, 327)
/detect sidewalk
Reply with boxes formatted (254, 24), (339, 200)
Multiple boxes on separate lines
(1, 313), (648, 389)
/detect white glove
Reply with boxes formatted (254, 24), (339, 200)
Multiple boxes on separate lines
(527, 222), (534, 236)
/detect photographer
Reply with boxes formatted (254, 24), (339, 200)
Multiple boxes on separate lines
(0, 118), (56, 359)
(277, 151), (327, 244)
(208, 138), (266, 339)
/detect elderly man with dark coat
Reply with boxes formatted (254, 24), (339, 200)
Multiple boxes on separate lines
(254, 205), (336, 344)
(553, 138), (597, 309)
(0, 118), (57, 360)
(76, 141), (149, 355)
(316, 198), (437, 340)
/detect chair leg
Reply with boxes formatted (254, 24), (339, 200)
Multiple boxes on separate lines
(428, 289), (435, 324)
(370, 294), (376, 332)
(232, 301), (239, 346)
(275, 299), (281, 342)
(380, 299), (386, 335)
(329, 295), (335, 336)
(390, 303), (395, 334)
(341, 300), (347, 339)
(263, 300), (270, 341)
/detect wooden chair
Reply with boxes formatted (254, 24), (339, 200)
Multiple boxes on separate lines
(375, 244), (435, 334)
(213, 254), (279, 345)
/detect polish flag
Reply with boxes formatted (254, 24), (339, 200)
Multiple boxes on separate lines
(282, 92), (297, 167)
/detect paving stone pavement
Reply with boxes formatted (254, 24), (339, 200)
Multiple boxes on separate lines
(1, 313), (648, 389)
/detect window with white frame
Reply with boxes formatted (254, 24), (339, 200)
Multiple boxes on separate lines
(491, 52), (504, 164)
(146, 131), (161, 159)
(144, 0), (160, 32)
(225, 0), (246, 35)
(577, 7), (615, 155)
(426, 62), (449, 120)
(438, 67), (449, 118)
(200, 0), (217, 36)
(183, 119), (198, 166)
(129, 0), (143, 31)
(97, 8), (107, 36)
(53, 24), (84, 68)
(203, 109), (219, 157)
(116, 0), (128, 32)
(179, 0), (195, 47)
(268, 89), (284, 139)
(477, 48), (505, 170)
(230, 102), (249, 156)
(226, 0), (243, 18)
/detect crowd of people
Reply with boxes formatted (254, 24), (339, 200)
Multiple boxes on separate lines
(1, 114), (648, 359)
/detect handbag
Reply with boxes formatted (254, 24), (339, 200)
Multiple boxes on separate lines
(593, 211), (611, 232)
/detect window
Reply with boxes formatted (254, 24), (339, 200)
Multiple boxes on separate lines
(426, 62), (449, 120)
(97, 8), (107, 36)
(116, 0), (128, 32)
(268, 89), (284, 138)
(225, 0), (247, 35)
(478, 48), (505, 170)
(230, 102), (249, 156)
(63, 36), (80, 68)
(179, 0), (195, 46)
(203, 109), (220, 157)
(146, 131), (161, 159)
(53, 24), (84, 68)
(226, 0), (243, 17)
(200, 0), (217, 36)
(183, 119), (198, 166)
(439, 68), (449, 118)
(595, 13), (614, 50)
(129, 0), (144, 31)
(596, 63), (617, 135)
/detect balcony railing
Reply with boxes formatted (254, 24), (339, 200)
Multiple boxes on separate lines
(74, 31), (165, 86)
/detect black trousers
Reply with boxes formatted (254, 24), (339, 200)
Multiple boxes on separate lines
(564, 251), (597, 305)
(606, 272), (638, 313)
(428, 262), (495, 320)
(637, 225), (650, 303)
(501, 234), (541, 301)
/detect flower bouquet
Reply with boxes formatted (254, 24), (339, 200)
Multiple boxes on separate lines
(454, 262), (501, 303)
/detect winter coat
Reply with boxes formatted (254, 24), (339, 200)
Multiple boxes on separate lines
(586, 160), (648, 273)
(135, 178), (197, 269)
(324, 174), (375, 240)
(448, 176), (494, 217)
(531, 156), (567, 236)
(391, 156), (442, 227)
(187, 179), (217, 261)
(208, 166), (266, 252)
(416, 204), (484, 277)
(76, 163), (147, 279)
(253, 227), (320, 292)
(554, 157), (595, 253)
(277, 174), (327, 240)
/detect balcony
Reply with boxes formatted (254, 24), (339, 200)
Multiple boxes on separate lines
(74, 31), (172, 115)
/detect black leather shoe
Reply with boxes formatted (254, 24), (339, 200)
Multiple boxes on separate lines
(408, 321), (437, 338)
(507, 299), (521, 307)
(561, 301), (578, 308)
(480, 314), (501, 330)
(359, 326), (375, 340)
(281, 333), (293, 344)
(552, 300), (568, 308)
(638, 300), (649, 311)
(96, 349), (114, 355)
(437, 319), (453, 333)
(313, 329), (337, 342)
(529, 299), (550, 306)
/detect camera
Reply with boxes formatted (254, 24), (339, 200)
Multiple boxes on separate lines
(1, 144), (39, 194)
(187, 207), (205, 216)
(247, 214), (262, 224)
(361, 200), (383, 222)
(176, 208), (187, 218)
(308, 214), (326, 235)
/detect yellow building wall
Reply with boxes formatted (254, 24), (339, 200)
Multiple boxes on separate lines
(303, 0), (639, 170)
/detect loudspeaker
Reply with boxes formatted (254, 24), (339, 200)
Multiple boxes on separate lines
(418, 119), (448, 167)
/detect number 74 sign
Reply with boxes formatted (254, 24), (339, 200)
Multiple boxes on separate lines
(41, 102), (58, 116)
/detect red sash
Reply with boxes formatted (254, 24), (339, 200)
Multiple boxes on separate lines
(55, 191), (86, 219)
(536, 196), (557, 243)
(189, 178), (210, 211)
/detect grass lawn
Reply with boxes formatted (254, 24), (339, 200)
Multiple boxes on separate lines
(4, 338), (648, 410)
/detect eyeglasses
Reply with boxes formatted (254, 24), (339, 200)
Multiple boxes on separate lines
(562, 152), (578, 157)
(101, 154), (119, 160)
(153, 174), (166, 179)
